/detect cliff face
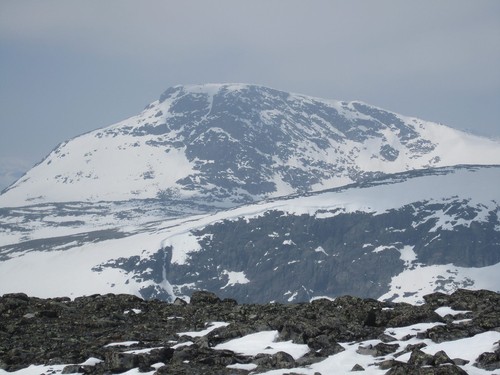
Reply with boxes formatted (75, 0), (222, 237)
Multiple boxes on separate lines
(2, 166), (499, 305)
(1, 289), (499, 374)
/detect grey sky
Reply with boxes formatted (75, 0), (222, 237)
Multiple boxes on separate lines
(1, 0), (499, 190)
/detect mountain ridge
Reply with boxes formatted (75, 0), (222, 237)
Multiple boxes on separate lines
(1, 164), (498, 304)
(2, 83), (500, 207)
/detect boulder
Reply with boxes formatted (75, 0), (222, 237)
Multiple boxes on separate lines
(190, 291), (221, 305)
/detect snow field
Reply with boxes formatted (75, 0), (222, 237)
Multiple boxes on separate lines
(0, 166), (499, 302)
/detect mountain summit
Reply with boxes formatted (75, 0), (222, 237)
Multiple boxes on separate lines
(2, 83), (500, 207)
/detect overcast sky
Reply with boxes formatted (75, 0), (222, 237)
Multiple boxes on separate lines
(1, 0), (499, 190)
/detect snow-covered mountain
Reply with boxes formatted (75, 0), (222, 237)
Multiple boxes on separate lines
(1, 84), (500, 207)
(1, 165), (498, 303)
(1, 84), (499, 305)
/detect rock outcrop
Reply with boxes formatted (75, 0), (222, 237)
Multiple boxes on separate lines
(0, 289), (499, 374)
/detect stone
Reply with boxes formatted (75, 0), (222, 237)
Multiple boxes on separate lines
(173, 298), (187, 306)
(39, 310), (58, 318)
(255, 351), (295, 369)
(105, 352), (139, 372)
(373, 342), (399, 356)
(190, 291), (221, 305)
(408, 348), (435, 366)
(356, 344), (377, 356)
(351, 363), (365, 371)
(307, 334), (345, 356)
(2, 293), (29, 301)
(433, 350), (453, 365)
(378, 359), (405, 370)
(378, 333), (397, 343)
(356, 342), (398, 357)
(61, 364), (83, 374)
(0, 290), (498, 375)
(452, 358), (469, 366)
(474, 351), (500, 370)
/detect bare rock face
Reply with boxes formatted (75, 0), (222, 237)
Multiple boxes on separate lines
(0, 289), (499, 374)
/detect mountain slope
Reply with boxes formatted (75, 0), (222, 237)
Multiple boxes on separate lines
(1, 165), (498, 303)
(2, 84), (500, 207)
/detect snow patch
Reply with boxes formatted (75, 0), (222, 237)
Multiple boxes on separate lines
(178, 322), (230, 338)
(379, 262), (500, 304)
(80, 358), (103, 366)
(399, 245), (417, 267)
(314, 246), (328, 256)
(104, 341), (139, 348)
(435, 306), (471, 317)
(220, 270), (250, 289)
(214, 330), (309, 360)
(162, 232), (201, 265)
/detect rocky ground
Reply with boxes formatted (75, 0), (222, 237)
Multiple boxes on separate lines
(0, 289), (499, 374)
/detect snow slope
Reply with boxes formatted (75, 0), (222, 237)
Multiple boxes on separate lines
(2, 84), (500, 207)
(0, 165), (498, 303)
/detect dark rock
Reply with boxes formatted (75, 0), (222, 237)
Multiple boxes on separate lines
(363, 308), (378, 327)
(173, 298), (187, 306)
(452, 358), (469, 366)
(153, 365), (170, 374)
(221, 298), (238, 305)
(194, 336), (210, 349)
(105, 347), (173, 373)
(307, 334), (345, 356)
(190, 291), (221, 305)
(39, 310), (58, 318)
(408, 348), (435, 366)
(396, 348), (468, 375)
(351, 363), (365, 371)
(474, 351), (500, 370)
(378, 359), (405, 370)
(279, 319), (321, 344)
(378, 333), (397, 343)
(431, 366), (468, 374)
(373, 342), (399, 356)
(356, 342), (398, 357)
(0, 290), (498, 375)
(172, 346), (198, 363)
(105, 352), (139, 372)
(433, 350), (454, 365)
(197, 349), (238, 366)
(61, 364), (83, 374)
(393, 342), (427, 358)
(2, 293), (30, 301)
(356, 344), (377, 356)
(255, 351), (295, 369)
(386, 364), (468, 374)
(425, 325), (481, 343)
(384, 364), (410, 374)
(425, 289), (500, 312)
(147, 348), (174, 364)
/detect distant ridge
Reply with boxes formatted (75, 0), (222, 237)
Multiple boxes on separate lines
(2, 83), (500, 207)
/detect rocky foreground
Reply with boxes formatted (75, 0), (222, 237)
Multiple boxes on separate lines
(0, 290), (499, 375)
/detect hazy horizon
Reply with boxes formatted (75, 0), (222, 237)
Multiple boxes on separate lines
(1, 0), (499, 190)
